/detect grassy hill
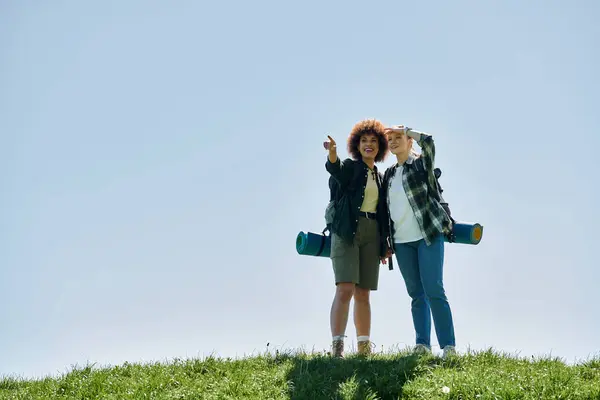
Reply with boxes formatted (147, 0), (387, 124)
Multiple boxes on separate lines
(1, 348), (599, 399)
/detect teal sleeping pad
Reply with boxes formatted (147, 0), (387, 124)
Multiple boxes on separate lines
(296, 231), (331, 257)
(296, 222), (483, 257)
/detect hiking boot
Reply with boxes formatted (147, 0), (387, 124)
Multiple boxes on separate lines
(331, 339), (344, 358)
(413, 344), (432, 355)
(442, 345), (457, 359)
(357, 340), (374, 356)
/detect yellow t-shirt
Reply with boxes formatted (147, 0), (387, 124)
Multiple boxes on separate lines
(360, 169), (378, 213)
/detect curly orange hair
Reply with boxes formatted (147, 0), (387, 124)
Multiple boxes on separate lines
(347, 119), (389, 163)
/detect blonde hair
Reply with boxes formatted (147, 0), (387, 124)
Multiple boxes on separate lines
(387, 129), (420, 158)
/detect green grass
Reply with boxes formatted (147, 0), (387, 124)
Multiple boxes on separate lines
(1, 348), (599, 399)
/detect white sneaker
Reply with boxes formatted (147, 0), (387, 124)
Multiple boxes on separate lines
(413, 344), (432, 355)
(442, 346), (457, 358)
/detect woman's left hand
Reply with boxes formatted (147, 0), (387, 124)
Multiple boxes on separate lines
(380, 248), (393, 264)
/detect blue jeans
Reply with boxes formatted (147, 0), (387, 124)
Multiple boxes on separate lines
(394, 234), (456, 349)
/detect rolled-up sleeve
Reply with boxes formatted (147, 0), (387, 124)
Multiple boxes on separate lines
(416, 133), (435, 172)
(408, 129), (437, 190)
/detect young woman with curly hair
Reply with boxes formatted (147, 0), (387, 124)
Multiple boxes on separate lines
(323, 119), (392, 357)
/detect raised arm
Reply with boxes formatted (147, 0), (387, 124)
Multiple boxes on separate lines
(407, 128), (441, 196)
(324, 135), (351, 186)
(405, 128), (435, 173)
(385, 125), (437, 190)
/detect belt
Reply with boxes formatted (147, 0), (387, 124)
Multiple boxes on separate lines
(359, 211), (377, 219)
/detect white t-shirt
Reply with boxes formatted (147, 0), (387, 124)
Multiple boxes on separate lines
(388, 165), (424, 243)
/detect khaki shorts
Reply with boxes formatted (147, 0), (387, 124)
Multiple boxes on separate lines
(330, 216), (381, 290)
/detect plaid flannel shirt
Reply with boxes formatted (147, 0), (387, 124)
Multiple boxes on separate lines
(382, 128), (452, 247)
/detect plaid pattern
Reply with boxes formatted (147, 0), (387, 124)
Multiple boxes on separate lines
(383, 130), (452, 247)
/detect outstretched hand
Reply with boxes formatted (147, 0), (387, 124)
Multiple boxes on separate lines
(324, 135), (338, 163)
(323, 135), (337, 151)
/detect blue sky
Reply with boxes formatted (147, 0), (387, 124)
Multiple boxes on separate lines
(1, 0), (598, 378)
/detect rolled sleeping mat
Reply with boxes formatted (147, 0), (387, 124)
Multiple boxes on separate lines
(451, 222), (484, 245)
(296, 222), (483, 258)
(296, 231), (331, 257)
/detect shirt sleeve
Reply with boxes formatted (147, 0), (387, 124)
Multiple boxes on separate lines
(326, 157), (353, 187)
(328, 176), (338, 201)
(417, 134), (435, 173)
(408, 129), (437, 191)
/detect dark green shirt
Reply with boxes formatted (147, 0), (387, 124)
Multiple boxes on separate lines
(325, 157), (389, 257)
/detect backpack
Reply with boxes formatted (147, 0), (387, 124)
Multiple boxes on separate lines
(323, 161), (362, 235)
(323, 176), (339, 234)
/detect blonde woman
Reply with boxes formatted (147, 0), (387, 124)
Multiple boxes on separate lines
(382, 125), (456, 358)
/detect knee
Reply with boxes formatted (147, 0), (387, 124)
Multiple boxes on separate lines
(335, 283), (355, 303)
(402, 280), (425, 300)
(353, 287), (370, 304)
(424, 280), (447, 300)
(403, 281), (425, 299)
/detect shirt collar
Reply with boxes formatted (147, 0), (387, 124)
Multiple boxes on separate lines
(361, 160), (378, 172)
(396, 154), (416, 168)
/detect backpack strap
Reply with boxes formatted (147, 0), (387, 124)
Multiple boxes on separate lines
(323, 171), (346, 235)
(315, 232), (328, 256)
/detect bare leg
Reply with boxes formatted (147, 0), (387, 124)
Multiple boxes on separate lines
(330, 283), (355, 337)
(353, 287), (371, 337)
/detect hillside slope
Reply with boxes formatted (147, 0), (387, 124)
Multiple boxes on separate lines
(1, 349), (599, 399)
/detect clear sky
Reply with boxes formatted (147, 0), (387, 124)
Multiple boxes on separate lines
(1, 0), (599, 379)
